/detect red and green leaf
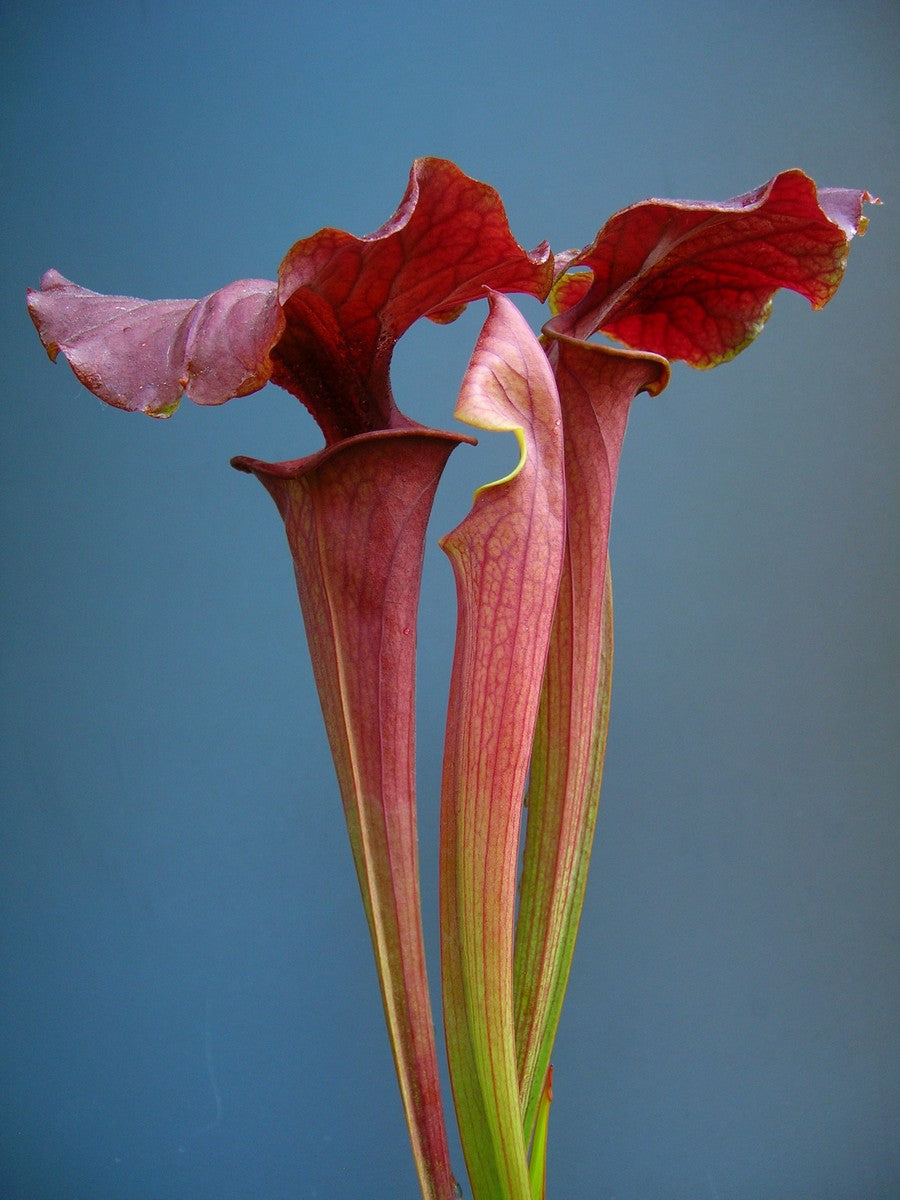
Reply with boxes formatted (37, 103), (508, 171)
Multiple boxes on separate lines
(513, 338), (668, 1142)
(440, 292), (565, 1199)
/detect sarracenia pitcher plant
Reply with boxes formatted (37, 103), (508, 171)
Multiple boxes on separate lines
(27, 159), (875, 1199)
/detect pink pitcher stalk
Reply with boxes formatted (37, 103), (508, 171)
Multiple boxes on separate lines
(439, 292), (565, 1197)
(513, 337), (668, 1143)
(233, 429), (464, 1196)
(510, 171), (877, 1152)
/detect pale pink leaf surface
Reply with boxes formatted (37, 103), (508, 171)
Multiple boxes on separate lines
(27, 270), (282, 417)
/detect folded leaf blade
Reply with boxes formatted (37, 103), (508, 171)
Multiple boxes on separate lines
(26, 270), (282, 416)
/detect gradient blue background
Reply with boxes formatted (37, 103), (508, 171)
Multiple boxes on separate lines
(2, 2), (897, 1197)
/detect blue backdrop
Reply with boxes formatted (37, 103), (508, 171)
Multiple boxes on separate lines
(2, 2), (897, 1197)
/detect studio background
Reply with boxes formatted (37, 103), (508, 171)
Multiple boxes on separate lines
(1, 3), (897, 1198)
